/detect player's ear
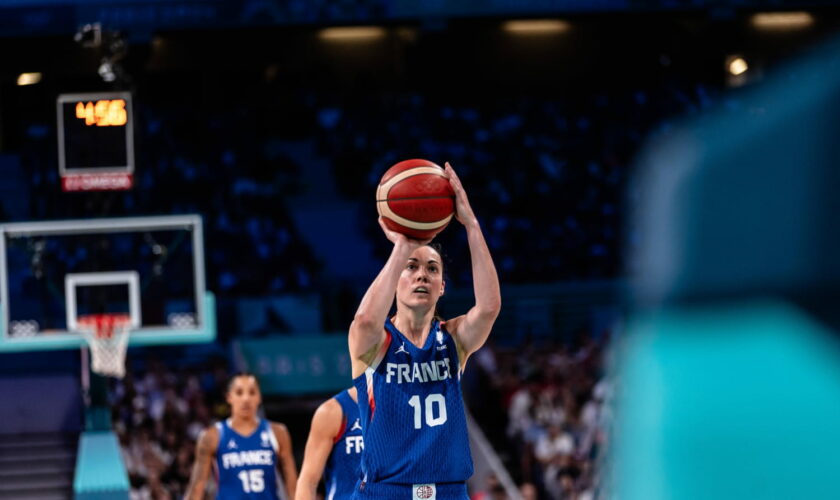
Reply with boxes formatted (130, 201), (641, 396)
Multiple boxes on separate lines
(440, 280), (445, 297)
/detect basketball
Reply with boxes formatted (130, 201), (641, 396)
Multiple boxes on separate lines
(376, 159), (455, 240)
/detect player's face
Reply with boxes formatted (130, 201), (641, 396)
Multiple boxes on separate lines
(226, 376), (262, 419)
(396, 246), (445, 311)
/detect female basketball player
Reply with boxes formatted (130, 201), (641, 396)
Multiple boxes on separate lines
(186, 373), (298, 500)
(295, 387), (363, 500)
(349, 162), (501, 499)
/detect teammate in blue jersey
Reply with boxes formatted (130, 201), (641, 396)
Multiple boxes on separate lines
(186, 373), (298, 500)
(349, 162), (501, 499)
(296, 387), (364, 500)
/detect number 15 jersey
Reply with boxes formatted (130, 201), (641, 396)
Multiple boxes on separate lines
(215, 418), (285, 500)
(352, 318), (474, 485)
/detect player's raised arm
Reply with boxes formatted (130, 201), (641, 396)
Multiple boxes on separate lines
(295, 399), (343, 500)
(272, 422), (298, 500)
(349, 217), (430, 374)
(443, 162), (501, 361)
(185, 426), (219, 500)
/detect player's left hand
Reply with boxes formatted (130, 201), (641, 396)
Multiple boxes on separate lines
(445, 162), (477, 227)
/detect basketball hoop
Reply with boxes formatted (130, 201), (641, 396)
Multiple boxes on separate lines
(78, 314), (131, 378)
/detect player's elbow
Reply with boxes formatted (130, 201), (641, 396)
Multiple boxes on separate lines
(480, 296), (502, 319)
(351, 313), (378, 332)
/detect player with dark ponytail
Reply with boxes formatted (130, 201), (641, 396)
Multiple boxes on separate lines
(349, 162), (501, 499)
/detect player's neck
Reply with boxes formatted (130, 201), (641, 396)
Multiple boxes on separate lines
(229, 415), (260, 434)
(393, 310), (435, 347)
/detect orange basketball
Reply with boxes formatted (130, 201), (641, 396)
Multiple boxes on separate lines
(376, 159), (455, 240)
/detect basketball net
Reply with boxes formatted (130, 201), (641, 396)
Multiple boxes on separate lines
(78, 314), (131, 378)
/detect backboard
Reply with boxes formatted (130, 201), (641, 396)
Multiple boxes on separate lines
(0, 215), (215, 351)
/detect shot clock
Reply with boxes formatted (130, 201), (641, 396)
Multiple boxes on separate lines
(57, 91), (134, 191)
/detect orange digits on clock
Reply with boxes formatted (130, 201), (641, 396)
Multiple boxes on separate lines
(84, 102), (96, 126)
(108, 100), (127, 126)
(75, 99), (127, 126)
(94, 100), (109, 126)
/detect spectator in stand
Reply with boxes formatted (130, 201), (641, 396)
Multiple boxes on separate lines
(519, 483), (538, 500)
(464, 332), (611, 500)
(471, 474), (502, 500)
(112, 362), (235, 499)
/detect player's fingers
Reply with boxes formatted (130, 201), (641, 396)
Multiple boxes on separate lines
(445, 162), (457, 179)
(378, 216), (391, 233)
(445, 163), (464, 191)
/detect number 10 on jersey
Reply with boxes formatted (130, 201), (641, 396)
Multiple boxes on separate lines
(408, 394), (448, 429)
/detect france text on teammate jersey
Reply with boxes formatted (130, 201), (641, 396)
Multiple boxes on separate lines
(352, 318), (473, 485)
(216, 418), (286, 500)
(324, 389), (364, 500)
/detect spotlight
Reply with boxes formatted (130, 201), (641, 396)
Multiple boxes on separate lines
(728, 56), (749, 76)
(318, 26), (387, 41)
(503, 19), (571, 35)
(17, 73), (42, 86)
(751, 12), (814, 31)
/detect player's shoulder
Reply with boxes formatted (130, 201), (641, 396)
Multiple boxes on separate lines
(314, 397), (344, 424)
(439, 316), (464, 340)
(268, 420), (290, 436)
(309, 397), (346, 440)
(203, 422), (222, 437)
(267, 420), (293, 452)
(198, 423), (221, 452)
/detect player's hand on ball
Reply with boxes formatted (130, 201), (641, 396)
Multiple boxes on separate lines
(378, 217), (432, 247)
(445, 162), (477, 227)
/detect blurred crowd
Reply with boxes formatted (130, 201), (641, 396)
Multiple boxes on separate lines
(237, 0), (389, 24)
(109, 358), (231, 500)
(465, 331), (612, 500)
(110, 330), (612, 500)
(16, 78), (723, 300)
(22, 100), (320, 298)
(312, 83), (721, 284)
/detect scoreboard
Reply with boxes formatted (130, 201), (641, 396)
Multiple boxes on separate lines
(57, 92), (134, 191)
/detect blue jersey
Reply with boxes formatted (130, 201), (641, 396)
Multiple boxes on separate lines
(215, 418), (285, 500)
(353, 318), (473, 486)
(324, 390), (364, 500)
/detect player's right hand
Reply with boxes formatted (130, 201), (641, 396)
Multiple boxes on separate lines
(378, 217), (433, 248)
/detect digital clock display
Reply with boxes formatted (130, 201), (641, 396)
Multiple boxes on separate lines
(57, 92), (134, 174)
(74, 99), (127, 127)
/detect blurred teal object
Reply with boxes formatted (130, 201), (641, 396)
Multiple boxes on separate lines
(235, 335), (351, 395)
(612, 301), (840, 500)
(616, 35), (840, 500)
(73, 431), (129, 500)
(631, 39), (840, 309)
